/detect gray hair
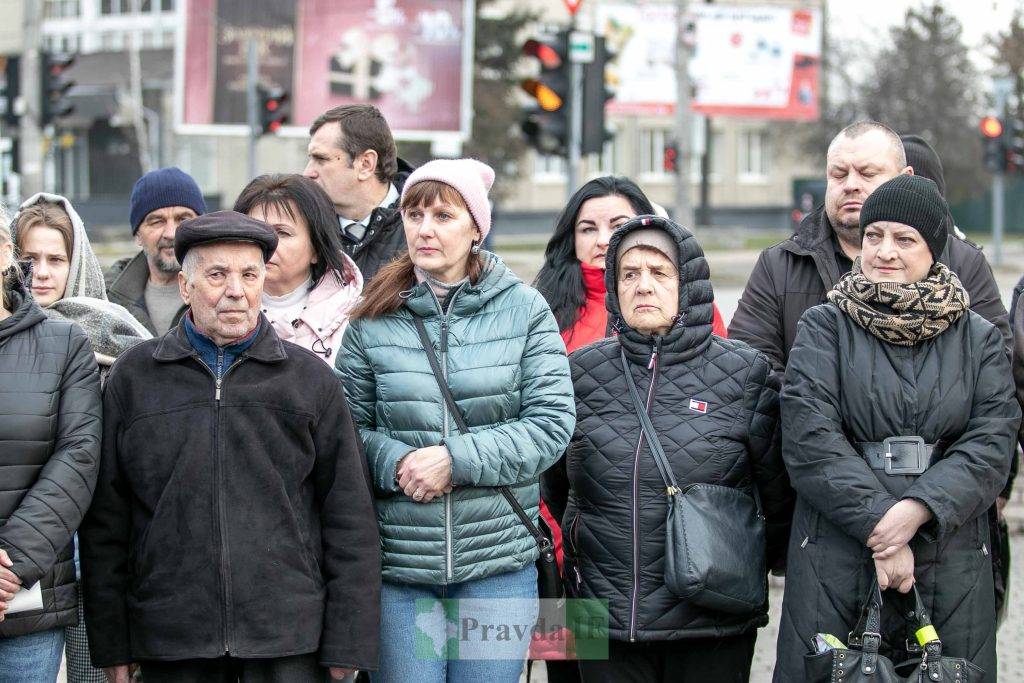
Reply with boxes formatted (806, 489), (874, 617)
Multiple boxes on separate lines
(179, 242), (267, 284)
(827, 120), (907, 169)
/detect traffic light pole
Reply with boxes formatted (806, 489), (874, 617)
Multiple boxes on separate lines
(567, 28), (583, 200)
(246, 38), (258, 181)
(673, 0), (694, 228)
(19, 2), (43, 197)
(993, 81), (1011, 267)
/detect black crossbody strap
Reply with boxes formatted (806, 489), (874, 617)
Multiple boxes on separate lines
(413, 317), (551, 553)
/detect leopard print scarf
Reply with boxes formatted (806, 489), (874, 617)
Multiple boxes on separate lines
(826, 258), (969, 346)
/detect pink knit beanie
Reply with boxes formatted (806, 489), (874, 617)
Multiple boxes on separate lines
(401, 158), (496, 240)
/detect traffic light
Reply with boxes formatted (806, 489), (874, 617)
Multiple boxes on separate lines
(1005, 116), (1024, 174)
(0, 55), (20, 127)
(520, 31), (570, 156)
(581, 36), (615, 156)
(981, 116), (1006, 174)
(663, 139), (679, 173)
(40, 51), (75, 127)
(258, 85), (289, 135)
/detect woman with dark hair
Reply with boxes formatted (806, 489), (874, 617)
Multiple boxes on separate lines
(535, 176), (725, 356)
(234, 173), (363, 363)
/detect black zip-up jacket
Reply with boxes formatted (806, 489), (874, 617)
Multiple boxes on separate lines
(79, 317), (380, 670)
(549, 218), (794, 643)
(341, 159), (414, 283)
(0, 281), (101, 638)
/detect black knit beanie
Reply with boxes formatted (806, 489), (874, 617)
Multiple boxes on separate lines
(859, 174), (948, 263)
(899, 135), (945, 198)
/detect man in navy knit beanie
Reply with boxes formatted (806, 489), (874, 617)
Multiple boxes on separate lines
(104, 167), (208, 335)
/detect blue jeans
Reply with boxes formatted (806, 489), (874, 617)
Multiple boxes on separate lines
(373, 563), (538, 683)
(0, 627), (65, 683)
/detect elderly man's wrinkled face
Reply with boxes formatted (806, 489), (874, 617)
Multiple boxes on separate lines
(136, 206), (199, 275)
(178, 242), (265, 346)
(617, 246), (679, 337)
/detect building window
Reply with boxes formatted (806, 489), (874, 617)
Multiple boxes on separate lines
(101, 0), (128, 15)
(161, 0), (176, 11)
(590, 131), (617, 175)
(639, 127), (670, 178)
(45, 1), (80, 18)
(534, 153), (566, 180)
(739, 130), (770, 180)
(690, 130), (723, 182)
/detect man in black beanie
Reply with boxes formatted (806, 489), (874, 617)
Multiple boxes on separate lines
(900, 134), (969, 241)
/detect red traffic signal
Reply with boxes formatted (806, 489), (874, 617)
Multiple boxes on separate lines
(981, 116), (1003, 138)
(258, 85), (288, 135)
(522, 39), (562, 69)
(663, 141), (679, 173)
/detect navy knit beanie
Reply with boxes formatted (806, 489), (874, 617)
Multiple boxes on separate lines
(129, 167), (207, 234)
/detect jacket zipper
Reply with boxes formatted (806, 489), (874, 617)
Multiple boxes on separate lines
(428, 288), (459, 583)
(629, 341), (661, 642)
(193, 350), (249, 654)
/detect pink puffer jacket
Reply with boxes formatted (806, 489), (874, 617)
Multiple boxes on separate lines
(263, 254), (363, 364)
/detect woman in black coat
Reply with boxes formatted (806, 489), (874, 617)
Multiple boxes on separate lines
(774, 175), (1020, 682)
(0, 213), (102, 682)
(547, 216), (794, 682)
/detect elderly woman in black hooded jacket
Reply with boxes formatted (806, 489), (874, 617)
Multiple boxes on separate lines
(546, 215), (794, 682)
(774, 175), (1020, 682)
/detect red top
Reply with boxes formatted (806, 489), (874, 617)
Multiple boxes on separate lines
(559, 262), (727, 354)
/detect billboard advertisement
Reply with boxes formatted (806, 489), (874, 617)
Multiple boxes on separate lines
(598, 3), (821, 121)
(177, 0), (474, 141)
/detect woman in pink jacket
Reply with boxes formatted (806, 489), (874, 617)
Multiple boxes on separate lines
(234, 174), (363, 363)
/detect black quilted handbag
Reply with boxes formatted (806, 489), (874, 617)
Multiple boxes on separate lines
(804, 578), (985, 682)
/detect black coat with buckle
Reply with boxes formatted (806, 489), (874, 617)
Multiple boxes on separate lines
(773, 303), (1020, 683)
(79, 318), (381, 670)
(552, 218), (795, 643)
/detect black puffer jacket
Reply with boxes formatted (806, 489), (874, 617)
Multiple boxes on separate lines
(0, 280), (101, 637)
(774, 303), (1020, 682)
(556, 217), (794, 643)
(342, 158), (414, 282)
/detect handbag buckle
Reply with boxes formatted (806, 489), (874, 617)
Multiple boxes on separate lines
(849, 631), (881, 650)
(883, 436), (928, 475)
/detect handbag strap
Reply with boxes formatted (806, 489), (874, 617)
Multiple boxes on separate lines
(412, 317), (553, 556)
(851, 577), (944, 676)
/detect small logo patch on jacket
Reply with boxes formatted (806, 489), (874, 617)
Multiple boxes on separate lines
(689, 398), (708, 414)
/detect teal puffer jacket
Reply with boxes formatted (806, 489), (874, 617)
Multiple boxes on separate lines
(338, 254), (575, 585)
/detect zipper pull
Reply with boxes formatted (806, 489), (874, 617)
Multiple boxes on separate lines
(215, 378), (222, 402)
(440, 319), (449, 353)
(647, 347), (658, 370)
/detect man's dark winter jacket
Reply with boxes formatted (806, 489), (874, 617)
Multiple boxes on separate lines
(774, 303), (1019, 682)
(342, 158), (414, 282)
(729, 205), (1012, 374)
(79, 318), (380, 670)
(103, 251), (186, 335)
(0, 281), (101, 638)
(552, 218), (794, 643)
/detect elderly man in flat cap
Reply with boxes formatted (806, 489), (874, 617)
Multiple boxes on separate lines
(79, 211), (380, 683)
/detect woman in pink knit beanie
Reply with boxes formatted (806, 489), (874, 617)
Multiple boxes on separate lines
(339, 159), (575, 682)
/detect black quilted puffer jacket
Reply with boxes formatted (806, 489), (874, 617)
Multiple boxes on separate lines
(556, 216), (794, 642)
(0, 279), (101, 637)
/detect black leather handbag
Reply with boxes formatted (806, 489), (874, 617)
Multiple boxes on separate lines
(804, 578), (985, 682)
(413, 318), (563, 601)
(620, 347), (766, 615)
